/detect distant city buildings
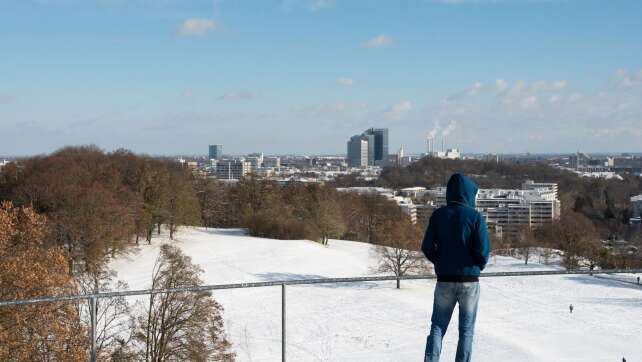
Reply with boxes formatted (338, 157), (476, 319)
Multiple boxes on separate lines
(426, 133), (461, 160)
(347, 128), (389, 167)
(567, 151), (642, 177)
(208, 145), (223, 160)
(263, 156), (281, 169)
(245, 153), (264, 170)
(390, 146), (416, 167)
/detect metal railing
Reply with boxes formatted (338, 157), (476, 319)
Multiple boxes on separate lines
(1, 268), (641, 362)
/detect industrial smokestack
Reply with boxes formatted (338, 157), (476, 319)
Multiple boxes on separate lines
(442, 136), (445, 153)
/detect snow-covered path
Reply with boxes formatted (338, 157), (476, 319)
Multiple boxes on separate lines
(111, 228), (642, 361)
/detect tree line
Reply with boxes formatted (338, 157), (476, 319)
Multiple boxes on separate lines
(0, 146), (201, 272)
(197, 175), (421, 246)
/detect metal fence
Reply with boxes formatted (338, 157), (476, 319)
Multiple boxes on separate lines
(1, 268), (641, 362)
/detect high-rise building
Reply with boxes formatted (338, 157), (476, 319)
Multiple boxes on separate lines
(347, 135), (369, 167)
(363, 133), (375, 165)
(363, 128), (389, 166)
(208, 145), (223, 160)
(215, 159), (250, 180)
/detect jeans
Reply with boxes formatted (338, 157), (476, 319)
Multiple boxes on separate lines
(425, 281), (480, 362)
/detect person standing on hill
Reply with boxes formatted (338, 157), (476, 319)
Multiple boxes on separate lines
(421, 173), (490, 362)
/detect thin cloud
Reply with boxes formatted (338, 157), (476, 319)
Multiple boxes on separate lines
(281, 0), (335, 11)
(611, 69), (642, 88)
(431, 0), (548, 4)
(0, 95), (16, 104)
(413, 69), (642, 152)
(177, 18), (217, 37)
(336, 77), (354, 86)
(384, 100), (412, 120)
(219, 90), (256, 101)
(362, 34), (392, 48)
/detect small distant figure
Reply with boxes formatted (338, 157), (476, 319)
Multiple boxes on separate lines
(569, 304), (573, 314)
(637, 276), (640, 285)
(622, 357), (626, 362)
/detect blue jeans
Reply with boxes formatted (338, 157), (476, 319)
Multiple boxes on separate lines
(425, 281), (480, 362)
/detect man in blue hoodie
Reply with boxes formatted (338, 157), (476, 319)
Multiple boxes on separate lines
(422, 173), (490, 362)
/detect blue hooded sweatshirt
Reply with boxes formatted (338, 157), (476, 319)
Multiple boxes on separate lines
(421, 173), (490, 281)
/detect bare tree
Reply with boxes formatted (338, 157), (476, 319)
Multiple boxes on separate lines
(76, 264), (133, 361)
(313, 188), (346, 246)
(375, 220), (430, 289)
(166, 166), (201, 240)
(135, 244), (234, 361)
(552, 211), (599, 270)
(513, 225), (536, 265)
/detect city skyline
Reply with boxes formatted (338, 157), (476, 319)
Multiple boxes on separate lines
(1, 0), (642, 156)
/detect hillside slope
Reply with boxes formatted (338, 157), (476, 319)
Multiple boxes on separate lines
(111, 228), (642, 361)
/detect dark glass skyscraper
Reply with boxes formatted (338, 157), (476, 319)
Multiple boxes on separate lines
(208, 144), (223, 160)
(364, 128), (389, 166)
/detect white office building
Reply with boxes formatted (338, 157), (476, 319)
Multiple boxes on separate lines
(216, 160), (251, 180)
(347, 135), (370, 168)
(426, 181), (561, 238)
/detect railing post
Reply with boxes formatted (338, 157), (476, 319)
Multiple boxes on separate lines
(90, 296), (97, 362)
(281, 283), (286, 362)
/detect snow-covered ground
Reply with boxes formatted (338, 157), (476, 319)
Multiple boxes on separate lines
(111, 228), (642, 362)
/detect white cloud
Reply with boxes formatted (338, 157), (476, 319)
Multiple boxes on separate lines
(520, 95), (538, 109)
(467, 82), (483, 96)
(412, 69), (642, 152)
(177, 18), (216, 37)
(611, 69), (642, 88)
(219, 90), (256, 101)
(384, 100), (412, 120)
(336, 77), (354, 86)
(362, 34), (392, 48)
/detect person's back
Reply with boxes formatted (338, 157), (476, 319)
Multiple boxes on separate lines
(421, 173), (490, 362)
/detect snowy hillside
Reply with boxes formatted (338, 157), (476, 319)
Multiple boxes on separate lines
(110, 228), (642, 362)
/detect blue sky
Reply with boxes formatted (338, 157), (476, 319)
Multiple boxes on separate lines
(1, 0), (642, 155)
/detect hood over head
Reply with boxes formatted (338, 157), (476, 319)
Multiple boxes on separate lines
(446, 173), (478, 208)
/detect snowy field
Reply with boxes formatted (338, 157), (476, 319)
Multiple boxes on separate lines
(110, 228), (642, 362)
